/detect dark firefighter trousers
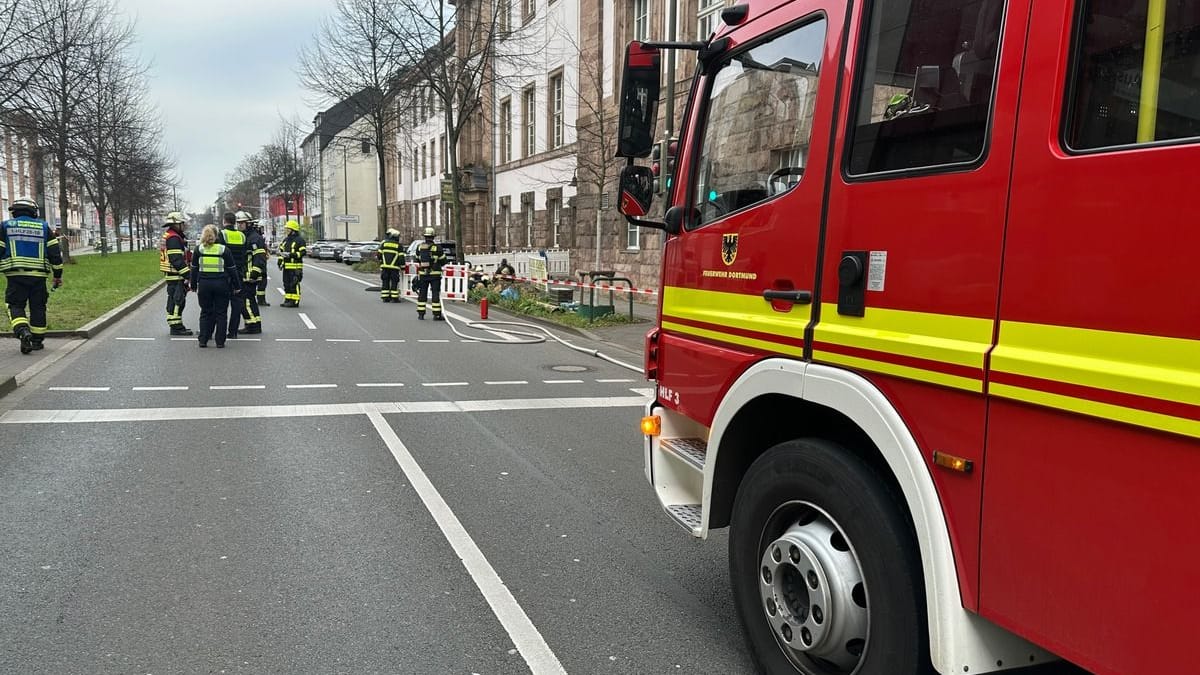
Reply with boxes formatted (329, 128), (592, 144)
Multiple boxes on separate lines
(257, 272), (268, 304)
(229, 280), (261, 335)
(198, 278), (232, 345)
(416, 275), (442, 317)
(5, 275), (48, 342)
(283, 269), (302, 305)
(165, 279), (187, 329)
(380, 268), (401, 301)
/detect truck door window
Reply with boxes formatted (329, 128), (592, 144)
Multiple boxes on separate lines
(691, 17), (827, 229)
(1066, 0), (1200, 151)
(846, 0), (1004, 176)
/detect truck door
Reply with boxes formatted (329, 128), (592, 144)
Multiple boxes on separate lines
(658, 1), (845, 426)
(980, 2), (1200, 672)
(814, 0), (1027, 607)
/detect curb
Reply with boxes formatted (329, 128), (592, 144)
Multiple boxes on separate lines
(0, 279), (164, 339)
(0, 280), (163, 396)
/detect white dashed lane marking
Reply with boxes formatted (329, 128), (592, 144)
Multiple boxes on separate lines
(48, 387), (110, 392)
(418, 339), (450, 343)
(543, 380), (584, 384)
(132, 386), (189, 392)
(326, 339), (360, 343)
(286, 384), (338, 389)
(356, 383), (405, 388)
(372, 339), (406, 343)
(423, 382), (469, 387)
(116, 337), (154, 341)
(485, 380), (528, 385)
(275, 338), (312, 342)
(596, 379), (635, 383)
(210, 385), (267, 391)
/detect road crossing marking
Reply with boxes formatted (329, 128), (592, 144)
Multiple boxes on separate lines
(543, 379), (584, 384)
(47, 386), (110, 392)
(286, 384), (338, 389)
(132, 386), (189, 391)
(423, 382), (469, 387)
(1, 395), (650, 424)
(356, 383), (405, 388)
(485, 380), (528, 385)
(298, 313), (316, 330)
(210, 385), (267, 390)
(367, 411), (567, 675)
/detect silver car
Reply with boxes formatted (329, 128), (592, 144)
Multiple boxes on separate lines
(341, 241), (379, 264)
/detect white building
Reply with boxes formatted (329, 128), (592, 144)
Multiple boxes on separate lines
(395, 87), (451, 241)
(491, 0), (579, 253)
(303, 99), (382, 242)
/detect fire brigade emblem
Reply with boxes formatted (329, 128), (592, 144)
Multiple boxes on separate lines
(721, 233), (738, 266)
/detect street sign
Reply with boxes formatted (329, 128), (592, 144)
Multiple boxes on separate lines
(440, 178), (455, 203)
(333, 214), (360, 223)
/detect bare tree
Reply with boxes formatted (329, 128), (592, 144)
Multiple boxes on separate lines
(22, 0), (134, 258)
(567, 33), (619, 269)
(0, 0), (71, 110)
(297, 0), (408, 239)
(385, 0), (546, 248)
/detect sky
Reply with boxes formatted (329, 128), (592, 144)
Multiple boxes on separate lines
(119, 0), (335, 212)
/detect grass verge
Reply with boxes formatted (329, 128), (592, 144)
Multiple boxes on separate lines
(0, 249), (162, 331)
(469, 284), (647, 329)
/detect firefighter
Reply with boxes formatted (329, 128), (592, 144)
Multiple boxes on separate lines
(243, 217), (268, 323)
(0, 197), (63, 354)
(278, 220), (306, 307)
(189, 224), (242, 348)
(413, 226), (447, 320)
(250, 219), (270, 306)
(220, 212), (251, 338)
(378, 228), (404, 303)
(159, 211), (193, 336)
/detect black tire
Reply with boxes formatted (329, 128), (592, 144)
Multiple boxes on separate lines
(729, 438), (931, 675)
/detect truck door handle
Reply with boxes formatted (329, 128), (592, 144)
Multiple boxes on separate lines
(762, 289), (812, 304)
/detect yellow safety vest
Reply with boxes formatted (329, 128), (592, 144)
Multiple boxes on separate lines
(198, 243), (226, 273)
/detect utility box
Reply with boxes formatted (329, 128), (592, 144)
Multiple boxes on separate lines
(550, 287), (574, 304)
(578, 304), (614, 319)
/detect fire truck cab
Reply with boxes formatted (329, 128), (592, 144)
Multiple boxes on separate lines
(618, 1), (1200, 674)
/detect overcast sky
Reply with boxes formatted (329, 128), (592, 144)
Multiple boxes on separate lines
(120, 0), (334, 211)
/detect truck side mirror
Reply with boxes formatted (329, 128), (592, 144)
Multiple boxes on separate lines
(616, 42), (662, 158)
(618, 165), (655, 217)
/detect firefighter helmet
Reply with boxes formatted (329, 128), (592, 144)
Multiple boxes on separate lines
(386, 227), (400, 237)
(422, 226), (435, 238)
(235, 210), (252, 223)
(9, 197), (38, 218)
(285, 220), (300, 232)
(163, 211), (186, 226)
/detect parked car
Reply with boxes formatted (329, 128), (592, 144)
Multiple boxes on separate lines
(308, 241), (329, 258)
(341, 241), (379, 264)
(329, 241), (349, 262)
(406, 239), (457, 264)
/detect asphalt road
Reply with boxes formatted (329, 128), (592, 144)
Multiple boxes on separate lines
(0, 261), (1090, 675)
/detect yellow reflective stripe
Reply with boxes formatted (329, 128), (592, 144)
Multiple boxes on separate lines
(167, 250), (185, 256)
(811, 348), (984, 392)
(991, 382), (1200, 440)
(814, 307), (993, 371)
(992, 321), (1200, 408)
(662, 286), (813, 336)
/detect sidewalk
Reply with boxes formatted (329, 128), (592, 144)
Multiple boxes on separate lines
(480, 295), (657, 358)
(0, 337), (85, 398)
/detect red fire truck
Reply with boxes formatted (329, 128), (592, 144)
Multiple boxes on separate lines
(616, 1), (1199, 674)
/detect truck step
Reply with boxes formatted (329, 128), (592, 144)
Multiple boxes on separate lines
(664, 504), (703, 536)
(660, 437), (707, 472)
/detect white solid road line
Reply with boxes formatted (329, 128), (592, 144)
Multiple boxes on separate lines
(210, 385), (267, 391)
(286, 383), (338, 389)
(356, 383), (405, 388)
(366, 412), (567, 675)
(116, 337), (155, 341)
(298, 312), (316, 330)
(0, 395), (650, 424)
(47, 386), (110, 392)
(485, 380), (528, 385)
(422, 382), (469, 387)
(543, 379), (583, 384)
(596, 379), (636, 383)
(132, 386), (189, 391)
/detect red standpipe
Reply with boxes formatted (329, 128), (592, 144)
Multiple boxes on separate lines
(480, 297), (489, 320)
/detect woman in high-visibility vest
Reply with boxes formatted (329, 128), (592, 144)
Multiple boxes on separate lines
(189, 224), (242, 348)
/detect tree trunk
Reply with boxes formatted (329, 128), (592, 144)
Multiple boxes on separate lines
(56, 146), (72, 262)
(375, 124), (389, 240)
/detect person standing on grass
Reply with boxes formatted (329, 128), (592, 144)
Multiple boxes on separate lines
(0, 197), (63, 354)
(189, 224), (242, 348)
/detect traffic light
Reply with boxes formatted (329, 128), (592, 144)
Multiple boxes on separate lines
(664, 138), (678, 193)
(650, 142), (664, 194)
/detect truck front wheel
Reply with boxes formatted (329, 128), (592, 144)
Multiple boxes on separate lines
(729, 438), (931, 675)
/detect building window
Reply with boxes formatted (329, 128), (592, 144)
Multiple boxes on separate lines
(498, 0), (511, 33)
(548, 198), (561, 248)
(626, 220), (640, 250)
(847, 0), (1003, 175)
(500, 98), (513, 163)
(525, 204), (534, 246)
(633, 0), (649, 41)
(523, 85), (537, 157)
(430, 139), (437, 176)
(698, 0), (725, 39)
(549, 72), (564, 149)
(440, 134), (447, 173)
(524, 0), (535, 24)
(502, 198), (511, 247)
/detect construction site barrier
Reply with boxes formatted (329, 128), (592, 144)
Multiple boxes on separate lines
(401, 263), (471, 302)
